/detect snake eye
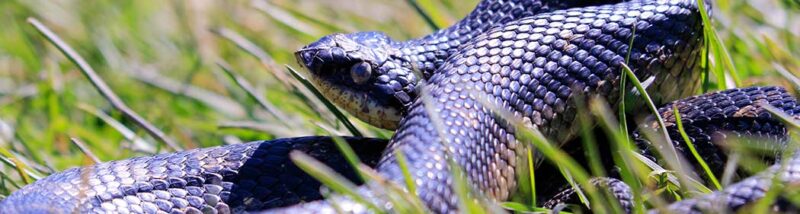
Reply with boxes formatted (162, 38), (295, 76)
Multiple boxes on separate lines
(350, 62), (372, 84)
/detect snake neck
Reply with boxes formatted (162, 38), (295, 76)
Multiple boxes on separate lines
(396, 0), (627, 79)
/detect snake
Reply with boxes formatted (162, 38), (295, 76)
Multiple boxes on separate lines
(2, 0), (800, 213)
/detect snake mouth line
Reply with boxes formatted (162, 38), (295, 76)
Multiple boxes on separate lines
(309, 75), (402, 130)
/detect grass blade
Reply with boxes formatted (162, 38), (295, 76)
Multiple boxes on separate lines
(330, 136), (367, 183)
(620, 63), (672, 148)
(774, 63), (800, 91)
(123, 67), (247, 118)
(751, 141), (798, 213)
(471, 90), (615, 212)
(355, 165), (429, 213)
(27, 18), (182, 151)
(0, 148), (33, 184)
(672, 106), (722, 189)
(252, 0), (320, 37)
(285, 65), (363, 137)
(590, 98), (659, 213)
(211, 27), (331, 120)
(394, 150), (417, 195)
(75, 103), (155, 154)
(762, 105), (800, 129)
(697, 0), (741, 89)
(289, 151), (383, 213)
(404, 0), (440, 31)
(269, 1), (355, 33)
(527, 148), (536, 206)
(620, 64), (695, 192)
(69, 137), (101, 164)
(575, 96), (607, 177)
(216, 61), (292, 124)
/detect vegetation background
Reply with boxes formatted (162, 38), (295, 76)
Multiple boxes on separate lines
(0, 0), (798, 209)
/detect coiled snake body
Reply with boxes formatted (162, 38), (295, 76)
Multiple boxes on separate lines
(2, 0), (799, 213)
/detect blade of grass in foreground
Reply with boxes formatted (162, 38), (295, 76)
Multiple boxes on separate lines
(211, 27), (294, 88)
(216, 61), (292, 124)
(621, 62), (678, 162)
(252, 0), (320, 38)
(760, 102), (800, 210)
(498, 149), (538, 212)
(471, 90), (620, 213)
(68, 138), (101, 164)
(76, 103), (155, 154)
(697, 0), (741, 89)
(285, 65), (363, 137)
(519, 125), (623, 213)
(0, 171), (23, 191)
(0, 150), (43, 181)
(404, 0), (441, 31)
(394, 150), (417, 195)
(289, 151), (383, 213)
(672, 106), (722, 189)
(619, 22), (635, 151)
(27, 18), (182, 151)
(575, 95), (607, 177)
(213, 27), (336, 124)
(355, 165), (429, 213)
(774, 63), (800, 92)
(559, 169), (591, 211)
(751, 141), (798, 213)
(636, 128), (714, 194)
(620, 63), (702, 195)
(270, 1), (354, 33)
(590, 98), (662, 213)
(620, 63), (672, 150)
(0, 148), (33, 184)
(762, 105), (800, 129)
(329, 136), (368, 183)
(419, 83), (491, 213)
(527, 148), (537, 206)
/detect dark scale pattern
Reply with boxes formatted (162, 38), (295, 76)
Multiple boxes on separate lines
(372, 0), (706, 213)
(637, 87), (800, 177)
(399, 0), (625, 78)
(0, 137), (387, 213)
(542, 177), (634, 213)
(533, 86), (800, 213)
(656, 150), (800, 213)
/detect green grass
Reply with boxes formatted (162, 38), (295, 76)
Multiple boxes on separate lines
(1, 0), (799, 212)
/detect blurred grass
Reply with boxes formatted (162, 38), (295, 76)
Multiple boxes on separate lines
(0, 0), (799, 211)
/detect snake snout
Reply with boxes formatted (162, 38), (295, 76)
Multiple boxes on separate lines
(294, 47), (329, 74)
(295, 34), (357, 75)
(294, 50), (309, 69)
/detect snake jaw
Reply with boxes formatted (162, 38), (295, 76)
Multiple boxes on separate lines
(295, 32), (419, 130)
(307, 73), (403, 129)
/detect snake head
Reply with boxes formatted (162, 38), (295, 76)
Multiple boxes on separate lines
(295, 32), (418, 130)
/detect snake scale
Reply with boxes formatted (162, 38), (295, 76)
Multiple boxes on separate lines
(2, 0), (799, 213)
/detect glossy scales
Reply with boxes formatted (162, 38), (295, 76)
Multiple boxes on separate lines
(374, 0), (706, 213)
(638, 87), (800, 177)
(400, 0), (627, 77)
(0, 137), (387, 213)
